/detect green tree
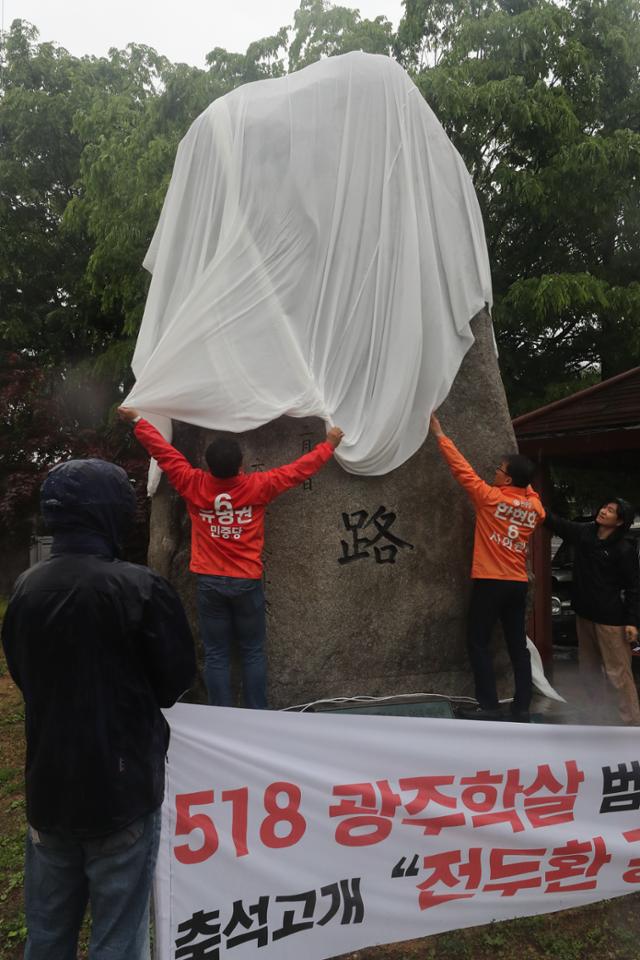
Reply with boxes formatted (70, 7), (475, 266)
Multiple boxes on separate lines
(206, 28), (289, 85)
(397, 0), (640, 412)
(288, 0), (394, 70)
(0, 22), (98, 364)
(0, 23), (159, 528)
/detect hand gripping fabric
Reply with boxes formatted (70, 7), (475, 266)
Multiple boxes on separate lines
(125, 52), (492, 489)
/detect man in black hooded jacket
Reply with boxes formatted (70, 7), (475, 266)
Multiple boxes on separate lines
(2, 458), (196, 959)
(545, 498), (640, 725)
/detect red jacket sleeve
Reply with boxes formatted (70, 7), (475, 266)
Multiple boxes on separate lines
(255, 442), (335, 504)
(134, 419), (205, 499)
(437, 435), (494, 507)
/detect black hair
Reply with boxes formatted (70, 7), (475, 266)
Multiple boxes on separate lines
(205, 436), (243, 478)
(598, 497), (634, 533)
(502, 454), (535, 488)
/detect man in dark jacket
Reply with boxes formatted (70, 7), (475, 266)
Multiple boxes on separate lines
(2, 458), (196, 959)
(545, 498), (640, 725)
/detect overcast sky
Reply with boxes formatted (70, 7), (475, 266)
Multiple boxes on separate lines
(4, 1), (405, 67)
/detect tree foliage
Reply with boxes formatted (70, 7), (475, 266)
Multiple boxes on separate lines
(398, 0), (640, 410)
(0, 351), (148, 552)
(1, 0), (639, 528)
(288, 0), (394, 68)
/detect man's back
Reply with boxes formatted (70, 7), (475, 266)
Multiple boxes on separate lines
(131, 416), (336, 578)
(4, 552), (194, 839)
(435, 433), (545, 581)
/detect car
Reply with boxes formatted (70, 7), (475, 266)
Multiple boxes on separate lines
(551, 535), (576, 643)
(551, 521), (640, 645)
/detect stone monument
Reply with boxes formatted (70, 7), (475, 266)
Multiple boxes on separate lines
(147, 309), (515, 708)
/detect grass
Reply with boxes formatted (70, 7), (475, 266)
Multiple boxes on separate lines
(339, 899), (640, 960)
(1, 637), (639, 959)
(0, 644), (27, 959)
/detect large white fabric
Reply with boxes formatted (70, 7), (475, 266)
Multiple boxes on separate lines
(126, 52), (492, 479)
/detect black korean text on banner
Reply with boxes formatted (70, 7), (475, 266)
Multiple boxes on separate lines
(174, 880), (364, 959)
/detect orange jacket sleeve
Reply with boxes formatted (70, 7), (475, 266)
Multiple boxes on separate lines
(437, 435), (494, 507)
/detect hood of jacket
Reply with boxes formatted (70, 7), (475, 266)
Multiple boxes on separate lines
(41, 458), (136, 558)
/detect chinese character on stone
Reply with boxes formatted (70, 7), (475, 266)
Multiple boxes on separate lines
(339, 507), (414, 565)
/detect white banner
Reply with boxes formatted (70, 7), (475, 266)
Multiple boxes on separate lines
(155, 704), (640, 960)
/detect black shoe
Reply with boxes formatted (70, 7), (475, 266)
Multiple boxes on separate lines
(510, 710), (530, 723)
(457, 705), (503, 721)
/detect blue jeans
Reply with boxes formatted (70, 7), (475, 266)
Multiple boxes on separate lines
(24, 808), (161, 960)
(197, 575), (267, 708)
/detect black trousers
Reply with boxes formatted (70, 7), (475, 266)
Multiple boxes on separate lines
(467, 579), (531, 712)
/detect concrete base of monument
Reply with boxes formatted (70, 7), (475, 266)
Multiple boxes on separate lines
(279, 651), (593, 725)
(282, 693), (461, 719)
(285, 650), (634, 727)
(280, 692), (533, 722)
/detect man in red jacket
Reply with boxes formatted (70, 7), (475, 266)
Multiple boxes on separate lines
(119, 408), (343, 708)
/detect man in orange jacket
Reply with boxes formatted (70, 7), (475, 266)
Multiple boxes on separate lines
(430, 413), (545, 721)
(119, 408), (343, 709)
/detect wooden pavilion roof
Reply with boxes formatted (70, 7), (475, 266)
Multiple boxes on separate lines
(514, 367), (640, 658)
(513, 366), (640, 458)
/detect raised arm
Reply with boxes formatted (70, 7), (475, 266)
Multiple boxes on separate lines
(543, 512), (589, 545)
(118, 407), (201, 499)
(430, 414), (493, 506)
(257, 427), (343, 503)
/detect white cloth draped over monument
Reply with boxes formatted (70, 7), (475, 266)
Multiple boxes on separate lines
(125, 52), (492, 484)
